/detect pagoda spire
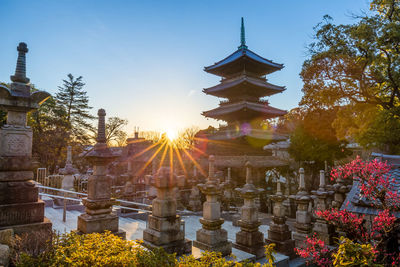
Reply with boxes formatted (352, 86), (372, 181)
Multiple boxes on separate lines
(10, 42), (30, 84)
(239, 17), (247, 49)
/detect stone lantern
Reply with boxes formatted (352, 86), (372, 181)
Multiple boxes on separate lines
(143, 166), (192, 255)
(292, 168), (312, 248)
(0, 43), (52, 239)
(193, 155), (232, 256)
(266, 178), (295, 257)
(233, 161), (265, 258)
(77, 109), (125, 238)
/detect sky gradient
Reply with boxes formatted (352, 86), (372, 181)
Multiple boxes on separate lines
(0, 0), (371, 135)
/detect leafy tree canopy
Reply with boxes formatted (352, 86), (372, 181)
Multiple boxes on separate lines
(300, 0), (400, 153)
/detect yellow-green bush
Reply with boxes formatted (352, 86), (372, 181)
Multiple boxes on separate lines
(15, 231), (277, 267)
(332, 237), (381, 267)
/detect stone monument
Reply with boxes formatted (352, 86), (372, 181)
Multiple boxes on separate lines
(77, 109), (125, 238)
(312, 170), (335, 245)
(265, 178), (295, 258)
(292, 168), (312, 248)
(188, 177), (202, 212)
(0, 42), (52, 239)
(222, 167), (234, 211)
(59, 146), (78, 190)
(143, 167), (192, 255)
(193, 155), (232, 256)
(233, 162), (265, 258)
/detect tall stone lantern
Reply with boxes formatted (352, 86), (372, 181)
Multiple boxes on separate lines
(77, 109), (125, 238)
(193, 155), (232, 256)
(266, 178), (294, 257)
(233, 162), (265, 258)
(143, 166), (192, 255)
(0, 43), (52, 238)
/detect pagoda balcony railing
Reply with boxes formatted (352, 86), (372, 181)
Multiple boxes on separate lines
(219, 99), (270, 106)
(220, 71), (267, 83)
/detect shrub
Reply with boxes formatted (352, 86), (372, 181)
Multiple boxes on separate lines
(15, 231), (278, 267)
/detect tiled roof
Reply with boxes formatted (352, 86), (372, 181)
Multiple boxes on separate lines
(342, 167), (400, 218)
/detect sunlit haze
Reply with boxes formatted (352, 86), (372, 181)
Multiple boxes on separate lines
(0, 0), (371, 135)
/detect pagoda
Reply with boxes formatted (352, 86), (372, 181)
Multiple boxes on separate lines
(196, 18), (288, 181)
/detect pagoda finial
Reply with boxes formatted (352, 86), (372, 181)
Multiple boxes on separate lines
(239, 17), (247, 49)
(10, 42), (30, 84)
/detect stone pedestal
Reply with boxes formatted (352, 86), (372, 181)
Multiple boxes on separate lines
(233, 162), (264, 258)
(292, 168), (312, 248)
(143, 167), (191, 255)
(77, 109), (125, 238)
(0, 43), (52, 241)
(193, 155), (232, 256)
(266, 180), (295, 258)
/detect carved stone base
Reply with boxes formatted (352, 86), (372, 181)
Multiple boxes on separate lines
(292, 231), (310, 248)
(266, 222), (295, 258)
(313, 220), (336, 245)
(143, 238), (192, 255)
(194, 228), (232, 256)
(77, 213), (125, 239)
(0, 217), (52, 243)
(0, 180), (38, 204)
(0, 200), (45, 226)
(233, 230), (264, 258)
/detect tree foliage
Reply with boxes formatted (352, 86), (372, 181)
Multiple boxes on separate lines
(55, 74), (94, 143)
(300, 0), (400, 153)
(284, 108), (350, 167)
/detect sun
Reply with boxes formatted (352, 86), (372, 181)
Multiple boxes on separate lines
(165, 128), (178, 141)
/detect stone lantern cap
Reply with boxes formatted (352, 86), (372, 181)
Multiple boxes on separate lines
(198, 155), (223, 195)
(235, 161), (263, 198)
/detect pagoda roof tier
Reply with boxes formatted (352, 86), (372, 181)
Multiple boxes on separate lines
(202, 100), (287, 121)
(203, 74), (285, 98)
(203, 128), (287, 141)
(204, 47), (283, 78)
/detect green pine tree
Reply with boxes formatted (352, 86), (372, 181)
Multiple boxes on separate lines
(55, 74), (94, 143)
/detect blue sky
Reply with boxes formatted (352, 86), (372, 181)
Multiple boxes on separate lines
(0, 0), (371, 134)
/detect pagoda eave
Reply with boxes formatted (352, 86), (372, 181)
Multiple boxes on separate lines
(203, 75), (285, 98)
(202, 101), (287, 122)
(204, 48), (283, 77)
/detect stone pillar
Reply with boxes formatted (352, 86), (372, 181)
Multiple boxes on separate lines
(266, 179), (295, 258)
(77, 109), (125, 238)
(193, 155), (232, 256)
(233, 162), (265, 258)
(0, 43), (52, 239)
(143, 167), (192, 255)
(292, 168), (312, 248)
(312, 170), (335, 245)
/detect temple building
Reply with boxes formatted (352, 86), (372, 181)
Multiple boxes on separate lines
(196, 18), (288, 183)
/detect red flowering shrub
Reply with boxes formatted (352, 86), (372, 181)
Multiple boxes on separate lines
(294, 234), (332, 267)
(315, 209), (367, 242)
(296, 157), (400, 266)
